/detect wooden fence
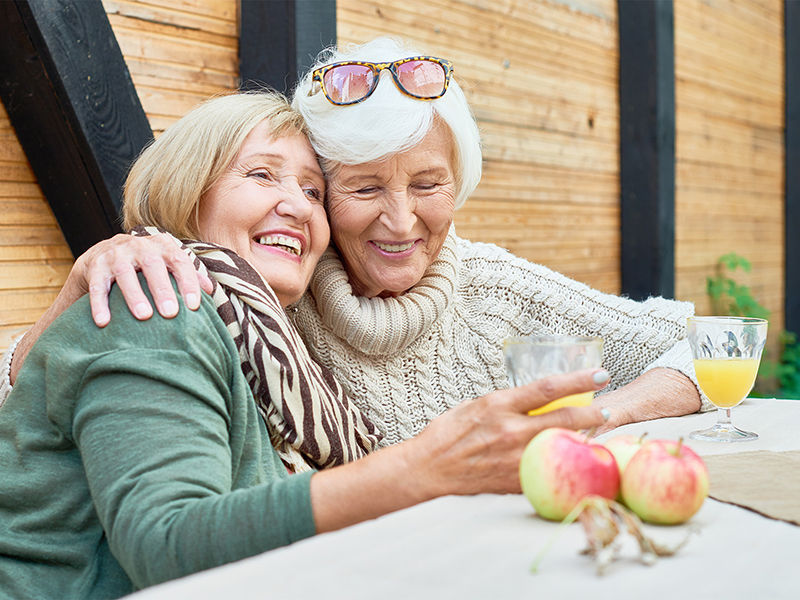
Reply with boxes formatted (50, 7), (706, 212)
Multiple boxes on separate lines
(0, 0), (787, 352)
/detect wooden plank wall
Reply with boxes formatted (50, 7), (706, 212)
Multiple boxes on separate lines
(102, 0), (239, 135)
(337, 0), (622, 294)
(0, 105), (71, 349)
(674, 0), (785, 340)
(0, 0), (239, 352)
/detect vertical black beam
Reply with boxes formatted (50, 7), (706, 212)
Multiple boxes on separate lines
(239, 0), (336, 95)
(0, 0), (153, 256)
(618, 0), (676, 300)
(786, 0), (800, 334)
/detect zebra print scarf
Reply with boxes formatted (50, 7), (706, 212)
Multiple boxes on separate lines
(132, 226), (381, 472)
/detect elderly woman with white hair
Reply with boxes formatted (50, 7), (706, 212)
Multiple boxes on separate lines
(1, 37), (708, 439)
(284, 37), (708, 440)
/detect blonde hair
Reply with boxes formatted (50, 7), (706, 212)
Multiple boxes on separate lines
(292, 37), (482, 209)
(123, 90), (308, 238)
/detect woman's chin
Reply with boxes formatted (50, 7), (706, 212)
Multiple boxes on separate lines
(362, 276), (422, 299)
(272, 284), (306, 308)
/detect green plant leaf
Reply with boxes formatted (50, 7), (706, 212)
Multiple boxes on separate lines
(703, 253), (800, 397)
(719, 253), (751, 272)
(706, 277), (724, 299)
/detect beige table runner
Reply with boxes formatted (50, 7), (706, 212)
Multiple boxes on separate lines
(705, 450), (800, 526)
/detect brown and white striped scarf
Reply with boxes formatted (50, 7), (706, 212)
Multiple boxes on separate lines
(132, 226), (382, 472)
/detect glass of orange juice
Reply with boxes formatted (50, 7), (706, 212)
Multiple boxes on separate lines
(687, 316), (768, 442)
(503, 335), (603, 415)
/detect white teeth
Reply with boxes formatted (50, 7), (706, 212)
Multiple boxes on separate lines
(257, 234), (301, 256)
(375, 241), (414, 253)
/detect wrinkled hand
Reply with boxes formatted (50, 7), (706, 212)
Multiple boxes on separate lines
(69, 233), (214, 327)
(591, 367), (702, 435)
(409, 369), (610, 498)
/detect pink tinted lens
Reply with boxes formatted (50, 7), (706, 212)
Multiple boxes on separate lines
(395, 60), (446, 97)
(323, 64), (375, 104)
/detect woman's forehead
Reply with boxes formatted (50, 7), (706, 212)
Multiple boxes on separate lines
(330, 124), (454, 178)
(239, 126), (315, 158)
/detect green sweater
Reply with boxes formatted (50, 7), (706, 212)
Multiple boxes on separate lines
(0, 283), (316, 599)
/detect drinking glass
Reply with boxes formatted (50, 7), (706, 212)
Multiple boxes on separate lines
(687, 316), (768, 442)
(503, 335), (603, 415)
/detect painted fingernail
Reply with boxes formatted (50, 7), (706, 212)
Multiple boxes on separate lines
(161, 300), (178, 316)
(133, 303), (151, 319)
(601, 408), (611, 422)
(185, 293), (199, 309)
(593, 370), (610, 384)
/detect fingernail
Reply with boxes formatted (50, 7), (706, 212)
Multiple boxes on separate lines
(185, 293), (199, 309)
(593, 370), (610, 384)
(95, 311), (110, 325)
(161, 300), (178, 316)
(134, 303), (151, 319)
(601, 408), (611, 422)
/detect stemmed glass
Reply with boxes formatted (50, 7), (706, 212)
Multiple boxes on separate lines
(687, 316), (768, 442)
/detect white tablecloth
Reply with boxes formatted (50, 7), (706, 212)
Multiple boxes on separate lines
(128, 399), (800, 600)
(598, 397), (800, 456)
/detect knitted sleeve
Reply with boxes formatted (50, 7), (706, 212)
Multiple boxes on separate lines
(643, 337), (714, 411)
(455, 237), (711, 411)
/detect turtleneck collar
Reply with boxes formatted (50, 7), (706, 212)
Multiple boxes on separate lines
(305, 227), (459, 356)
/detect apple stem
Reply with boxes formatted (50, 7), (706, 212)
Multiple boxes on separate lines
(675, 437), (684, 455)
(583, 427), (598, 442)
(638, 432), (648, 444)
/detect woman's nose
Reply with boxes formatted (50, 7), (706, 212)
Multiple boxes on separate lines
(379, 191), (417, 233)
(277, 180), (313, 221)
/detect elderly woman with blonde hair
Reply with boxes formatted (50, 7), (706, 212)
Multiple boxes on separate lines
(2, 37), (708, 438)
(0, 90), (609, 599)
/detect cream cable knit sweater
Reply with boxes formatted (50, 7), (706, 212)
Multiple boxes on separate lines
(290, 230), (709, 447)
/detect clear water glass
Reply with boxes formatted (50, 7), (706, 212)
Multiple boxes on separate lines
(503, 335), (603, 415)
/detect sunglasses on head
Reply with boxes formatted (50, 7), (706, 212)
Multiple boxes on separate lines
(308, 56), (453, 106)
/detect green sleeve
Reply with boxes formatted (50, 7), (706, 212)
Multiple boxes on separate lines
(68, 292), (315, 588)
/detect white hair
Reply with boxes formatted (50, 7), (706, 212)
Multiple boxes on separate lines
(292, 37), (482, 209)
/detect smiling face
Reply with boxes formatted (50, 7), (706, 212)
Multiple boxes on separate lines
(197, 121), (329, 306)
(326, 120), (456, 298)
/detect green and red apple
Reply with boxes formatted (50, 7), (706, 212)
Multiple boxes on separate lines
(620, 438), (709, 525)
(519, 428), (620, 521)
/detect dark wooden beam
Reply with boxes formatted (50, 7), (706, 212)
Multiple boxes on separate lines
(239, 0), (337, 95)
(786, 0), (799, 334)
(0, 0), (153, 257)
(618, 0), (676, 300)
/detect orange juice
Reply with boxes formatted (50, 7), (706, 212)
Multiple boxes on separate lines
(693, 358), (760, 408)
(528, 391), (594, 416)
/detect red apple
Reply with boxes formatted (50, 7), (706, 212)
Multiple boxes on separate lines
(621, 439), (709, 525)
(519, 428), (620, 521)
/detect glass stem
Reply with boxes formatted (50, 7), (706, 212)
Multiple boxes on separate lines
(716, 407), (732, 427)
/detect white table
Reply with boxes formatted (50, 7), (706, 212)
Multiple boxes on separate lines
(129, 399), (800, 600)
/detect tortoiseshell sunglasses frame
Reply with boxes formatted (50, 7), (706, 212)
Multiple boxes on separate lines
(308, 56), (454, 106)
